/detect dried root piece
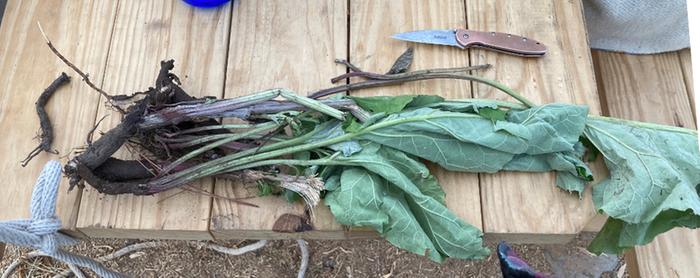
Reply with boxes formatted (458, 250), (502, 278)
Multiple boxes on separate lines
(37, 22), (114, 104)
(21, 72), (70, 167)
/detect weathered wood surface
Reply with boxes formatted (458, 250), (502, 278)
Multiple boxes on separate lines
(0, 0), (118, 237)
(592, 49), (699, 278)
(210, 0), (350, 240)
(680, 49), (695, 115)
(76, 1), (231, 239)
(469, 0), (600, 243)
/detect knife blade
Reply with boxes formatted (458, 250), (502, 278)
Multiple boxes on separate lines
(391, 29), (546, 57)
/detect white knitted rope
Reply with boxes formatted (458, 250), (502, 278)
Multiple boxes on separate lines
(0, 161), (126, 278)
(1, 161), (311, 277)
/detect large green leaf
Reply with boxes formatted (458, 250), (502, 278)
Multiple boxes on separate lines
(376, 146), (446, 205)
(325, 167), (388, 230)
(358, 105), (591, 193)
(315, 101), (700, 258)
(325, 144), (488, 262)
(583, 118), (700, 254)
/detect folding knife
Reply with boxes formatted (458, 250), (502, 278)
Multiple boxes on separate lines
(391, 29), (546, 57)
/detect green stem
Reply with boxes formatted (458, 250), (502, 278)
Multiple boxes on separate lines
(588, 115), (697, 135)
(153, 124), (326, 186)
(442, 99), (697, 135)
(280, 90), (346, 120)
(168, 134), (241, 148)
(168, 123), (260, 136)
(436, 99), (527, 110)
(228, 158), (342, 171)
(161, 121), (281, 174)
(464, 75), (536, 108)
(152, 113), (483, 189)
(151, 97), (697, 190)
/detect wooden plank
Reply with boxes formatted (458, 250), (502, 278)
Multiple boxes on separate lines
(592, 51), (693, 127)
(76, 0), (231, 240)
(628, 228), (700, 278)
(582, 213), (608, 232)
(0, 0), (118, 235)
(592, 50), (700, 278)
(468, 0), (600, 242)
(210, 0), (350, 240)
(348, 0), (483, 231)
(680, 49), (695, 116)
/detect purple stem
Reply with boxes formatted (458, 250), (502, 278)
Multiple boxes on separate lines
(140, 99), (359, 130)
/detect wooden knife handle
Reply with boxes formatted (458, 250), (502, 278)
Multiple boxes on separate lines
(455, 29), (546, 57)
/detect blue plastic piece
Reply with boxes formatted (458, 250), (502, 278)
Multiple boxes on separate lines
(183, 0), (230, 8)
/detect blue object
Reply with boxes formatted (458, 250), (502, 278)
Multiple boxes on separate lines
(183, 0), (230, 8)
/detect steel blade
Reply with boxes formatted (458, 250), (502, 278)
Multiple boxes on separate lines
(391, 30), (461, 48)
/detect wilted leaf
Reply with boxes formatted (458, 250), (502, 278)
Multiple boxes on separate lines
(325, 144), (489, 262)
(584, 118), (700, 254)
(359, 105), (590, 192)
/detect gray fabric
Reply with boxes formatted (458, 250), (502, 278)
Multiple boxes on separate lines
(583, 0), (689, 54)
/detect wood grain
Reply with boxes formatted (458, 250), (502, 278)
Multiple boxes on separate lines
(629, 228), (700, 278)
(76, 1), (231, 239)
(679, 49), (695, 117)
(0, 0), (118, 235)
(210, 0), (349, 240)
(348, 0), (483, 230)
(468, 0), (600, 242)
(592, 49), (699, 278)
(592, 51), (694, 128)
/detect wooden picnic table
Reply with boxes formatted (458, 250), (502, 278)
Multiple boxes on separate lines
(3, 3), (699, 277)
(0, 0), (604, 242)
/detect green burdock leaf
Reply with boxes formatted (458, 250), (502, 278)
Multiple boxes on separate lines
(376, 146), (446, 205)
(477, 107), (506, 122)
(323, 174), (341, 192)
(257, 180), (274, 197)
(579, 136), (600, 162)
(349, 95), (416, 114)
(584, 118), (700, 254)
(343, 117), (363, 133)
(325, 144), (489, 262)
(406, 95), (445, 108)
(358, 104), (591, 195)
(348, 95), (445, 114)
(282, 189), (301, 203)
(308, 122), (362, 156)
(429, 99), (501, 114)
